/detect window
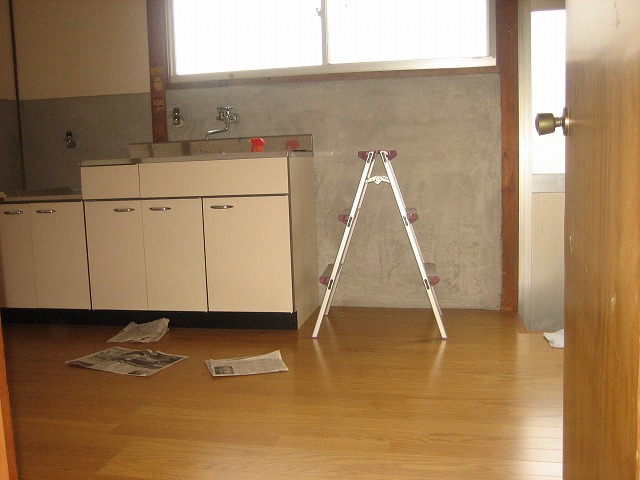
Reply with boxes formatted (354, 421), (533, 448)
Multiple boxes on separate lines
(530, 9), (565, 174)
(169, 0), (496, 82)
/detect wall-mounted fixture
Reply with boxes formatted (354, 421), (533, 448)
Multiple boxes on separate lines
(205, 106), (239, 139)
(172, 107), (184, 127)
(65, 131), (76, 148)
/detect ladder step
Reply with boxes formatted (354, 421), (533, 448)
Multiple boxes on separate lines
(358, 150), (397, 161)
(406, 208), (419, 224)
(424, 263), (440, 286)
(338, 208), (419, 225)
(319, 263), (335, 286)
(321, 262), (439, 286)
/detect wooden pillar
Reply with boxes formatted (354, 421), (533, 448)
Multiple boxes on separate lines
(496, 0), (519, 311)
(146, 0), (168, 143)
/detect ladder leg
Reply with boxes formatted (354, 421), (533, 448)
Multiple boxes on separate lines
(312, 151), (377, 338)
(380, 151), (447, 339)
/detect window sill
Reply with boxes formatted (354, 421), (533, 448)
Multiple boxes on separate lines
(167, 65), (500, 90)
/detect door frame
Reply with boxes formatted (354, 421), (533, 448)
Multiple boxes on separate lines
(518, 0), (566, 328)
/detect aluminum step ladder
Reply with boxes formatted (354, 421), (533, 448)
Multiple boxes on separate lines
(312, 150), (447, 339)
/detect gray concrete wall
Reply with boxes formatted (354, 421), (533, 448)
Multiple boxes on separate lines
(167, 73), (502, 310)
(19, 94), (152, 190)
(16, 73), (502, 310)
(0, 99), (22, 192)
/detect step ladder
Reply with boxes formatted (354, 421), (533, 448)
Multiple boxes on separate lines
(312, 150), (447, 340)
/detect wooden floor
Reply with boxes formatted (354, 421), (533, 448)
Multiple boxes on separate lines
(3, 308), (563, 480)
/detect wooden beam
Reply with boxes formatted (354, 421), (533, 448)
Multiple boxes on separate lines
(496, 0), (519, 311)
(146, 0), (168, 142)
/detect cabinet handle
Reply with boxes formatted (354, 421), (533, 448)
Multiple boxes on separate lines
(149, 207), (172, 211)
(35, 209), (56, 214)
(113, 208), (135, 213)
(3, 210), (24, 215)
(210, 205), (234, 209)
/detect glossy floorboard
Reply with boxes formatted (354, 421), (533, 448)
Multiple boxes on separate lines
(3, 308), (563, 479)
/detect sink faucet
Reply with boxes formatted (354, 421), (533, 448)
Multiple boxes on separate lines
(205, 106), (239, 139)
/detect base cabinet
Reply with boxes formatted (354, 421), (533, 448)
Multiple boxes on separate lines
(0, 202), (90, 309)
(204, 196), (293, 312)
(1, 153), (318, 326)
(0, 204), (36, 308)
(84, 200), (147, 310)
(84, 199), (209, 312)
(142, 198), (207, 311)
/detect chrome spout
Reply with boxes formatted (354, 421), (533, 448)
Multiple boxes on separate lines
(205, 106), (239, 140)
(205, 124), (229, 138)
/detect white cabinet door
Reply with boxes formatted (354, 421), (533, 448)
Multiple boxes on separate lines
(0, 204), (36, 308)
(204, 196), (293, 312)
(84, 201), (148, 310)
(29, 202), (90, 309)
(142, 198), (207, 311)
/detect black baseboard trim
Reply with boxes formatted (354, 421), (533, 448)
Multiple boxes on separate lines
(0, 308), (298, 330)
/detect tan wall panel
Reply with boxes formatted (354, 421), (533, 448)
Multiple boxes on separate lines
(13, 0), (149, 100)
(0, 0), (15, 100)
(531, 192), (564, 332)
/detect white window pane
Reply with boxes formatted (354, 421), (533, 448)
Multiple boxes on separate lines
(172, 0), (322, 75)
(531, 10), (566, 174)
(327, 0), (489, 64)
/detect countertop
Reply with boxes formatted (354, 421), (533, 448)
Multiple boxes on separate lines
(1, 187), (82, 203)
(3, 135), (313, 202)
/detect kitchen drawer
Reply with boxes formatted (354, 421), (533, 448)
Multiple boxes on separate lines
(81, 164), (140, 199)
(139, 157), (289, 198)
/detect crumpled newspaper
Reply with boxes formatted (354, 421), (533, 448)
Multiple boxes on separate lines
(107, 317), (169, 343)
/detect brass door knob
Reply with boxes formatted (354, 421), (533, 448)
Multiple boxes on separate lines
(535, 107), (570, 136)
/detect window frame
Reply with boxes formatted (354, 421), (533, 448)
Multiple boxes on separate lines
(163, 0), (498, 86)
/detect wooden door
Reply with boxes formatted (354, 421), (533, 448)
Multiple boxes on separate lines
(564, 1), (640, 478)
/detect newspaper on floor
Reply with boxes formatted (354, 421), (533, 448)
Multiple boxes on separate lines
(206, 350), (288, 377)
(107, 317), (169, 343)
(543, 329), (565, 349)
(66, 346), (187, 377)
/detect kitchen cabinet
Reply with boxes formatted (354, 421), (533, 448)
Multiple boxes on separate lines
(85, 198), (208, 312)
(0, 204), (36, 308)
(84, 200), (147, 310)
(0, 202), (90, 309)
(204, 196), (293, 312)
(79, 150), (318, 327)
(142, 198), (207, 311)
